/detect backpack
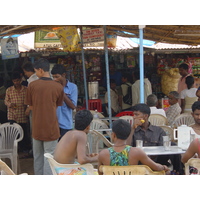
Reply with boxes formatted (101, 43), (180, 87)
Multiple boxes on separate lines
(122, 83), (132, 105)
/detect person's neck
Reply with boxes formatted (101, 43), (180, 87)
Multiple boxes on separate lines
(141, 121), (149, 131)
(41, 72), (50, 78)
(113, 139), (126, 147)
(14, 85), (22, 90)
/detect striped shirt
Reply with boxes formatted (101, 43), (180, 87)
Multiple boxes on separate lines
(5, 85), (27, 123)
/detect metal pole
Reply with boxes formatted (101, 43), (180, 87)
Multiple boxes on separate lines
(103, 25), (112, 128)
(139, 25), (145, 103)
(80, 27), (88, 109)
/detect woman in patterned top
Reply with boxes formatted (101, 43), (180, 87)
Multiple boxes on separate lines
(98, 119), (169, 174)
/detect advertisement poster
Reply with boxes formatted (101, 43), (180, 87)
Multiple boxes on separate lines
(34, 30), (62, 48)
(1, 37), (19, 60)
(82, 28), (104, 43)
(56, 26), (81, 52)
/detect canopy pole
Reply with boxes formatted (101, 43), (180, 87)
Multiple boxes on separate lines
(103, 25), (112, 128)
(139, 25), (145, 103)
(80, 26), (88, 109)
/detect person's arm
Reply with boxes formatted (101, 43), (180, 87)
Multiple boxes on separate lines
(136, 148), (169, 172)
(76, 134), (98, 164)
(63, 85), (78, 110)
(98, 149), (108, 175)
(181, 99), (185, 114)
(181, 139), (198, 164)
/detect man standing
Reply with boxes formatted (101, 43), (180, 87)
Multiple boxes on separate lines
(51, 64), (78, 139)
(25, 58), (64, 175)
(4, 72), (31, 152)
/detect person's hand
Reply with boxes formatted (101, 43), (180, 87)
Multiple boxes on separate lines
(162, 165), (170, 174)
(133, 118), (145, 129)
(10, 103), (17, 109)
(25, 107), (31, 116)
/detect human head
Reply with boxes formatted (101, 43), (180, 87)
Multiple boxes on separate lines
(33, 58), (50, 78)
(146, 94), (158, 107)
(11, 72), (22, 87)
(74, 110), (93, 132)
(109, 62), (115, 74)
(185, 76), (194, 89)
(51, 64), (66, 85)
(121, 72), (132, 83)
(22, 62), (35, 78)
(112, 119), (131, 140)
(110, 79), (116, 90)
(178, 63), (189, 77)
(168, 91), (179, 105)
(131, 103), (151, 121)
(191, 101), (200, 125)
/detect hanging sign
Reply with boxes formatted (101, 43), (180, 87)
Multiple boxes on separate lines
(1, 37), (19, 60)
(35, 30), (62, 48)
(82, 28), (104, 43)
(56, 26), (81, 52)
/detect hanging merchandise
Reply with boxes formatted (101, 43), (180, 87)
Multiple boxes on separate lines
(161, 68), (181, 95)
(107, 34), (117, 48)
(56, 26), (81, 52)
(127, 55), (135, 68)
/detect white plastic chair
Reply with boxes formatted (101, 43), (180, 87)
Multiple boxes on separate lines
(0, 159), (28, 175)
(0, 122), (23, 174)
(119, 116), (134, 127)
(158, 125), (175, 142)
(148, 114), (168, 126)
(185, 158), (200, 175)
(87, 130), (113, 154)
(172, 113), (195, 128)
(44, 153), (96, 175)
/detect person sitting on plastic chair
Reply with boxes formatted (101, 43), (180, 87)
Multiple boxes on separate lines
(98, 119), (169, 175)
(54, 110), (98, 164)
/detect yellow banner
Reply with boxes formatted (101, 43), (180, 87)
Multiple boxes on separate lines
(56, 26), (81, 52)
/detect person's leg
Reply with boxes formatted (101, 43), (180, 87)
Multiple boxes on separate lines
(43, 140), (58, 175)
(32, 138), (44, 175)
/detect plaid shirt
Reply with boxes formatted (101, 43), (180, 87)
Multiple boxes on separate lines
(5, 85), (27, 123)
(165, 103), (182, 126)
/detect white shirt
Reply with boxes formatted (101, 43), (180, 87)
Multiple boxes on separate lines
(132, 78), (152, 106)
(150, 107), (166, 117)
(105, 89), (120, 113)
(27, 73), (38, 85)
(180, 88), (197, 99)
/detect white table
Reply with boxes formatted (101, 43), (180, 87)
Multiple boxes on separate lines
(141, 146), (186, 156)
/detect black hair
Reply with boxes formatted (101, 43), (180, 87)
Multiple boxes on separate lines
(112, 119), (131, 140)
(11, 72), (21, 80)
(179, 63), (189, 70)
(192, 101), (200, 112)
(110, 79), (116, 84)
(74, 110), (93, 130)
(185, 76), (194, 89)
(131, 103), (151, 116)
(122, 72), (132, 83)
(146, 94), (158, 107)
(13, 66), (24, 76)
(22, 62), (35, 72)
(51, 64), (66, 75)
(33, 58), (50, 72)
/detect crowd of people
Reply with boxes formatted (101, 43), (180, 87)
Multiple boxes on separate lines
(1, 59), (200, 175)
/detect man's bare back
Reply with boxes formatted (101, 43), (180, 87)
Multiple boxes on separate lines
(54, 129), (98, 164)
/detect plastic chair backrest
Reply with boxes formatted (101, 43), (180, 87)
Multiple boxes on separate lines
(0, 122), (23, 150)
(119, 116), (134, 127)
(185, 158), (200, 175)
(99, 165), (165, 175)
(172, 113), (195, 128)
(159, 125), (175, 142)
(88, 99), (102, 112)
(87, 130), (113, 154)
(44, 153), (95, 175)
(148, 114), (168, 126)
(115, 111), (133, 117)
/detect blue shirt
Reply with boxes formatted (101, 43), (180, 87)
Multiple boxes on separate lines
(56, 80), (78, 129)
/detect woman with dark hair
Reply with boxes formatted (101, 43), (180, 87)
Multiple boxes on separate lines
(180, 76), (198, 113)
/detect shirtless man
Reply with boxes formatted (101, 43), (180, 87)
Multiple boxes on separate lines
(98, 119), (169, 175)
(190, 101), (200, 138)
(54, 109), (98, 164)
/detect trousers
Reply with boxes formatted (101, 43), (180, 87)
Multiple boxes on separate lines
(32, 138), (58, 175)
